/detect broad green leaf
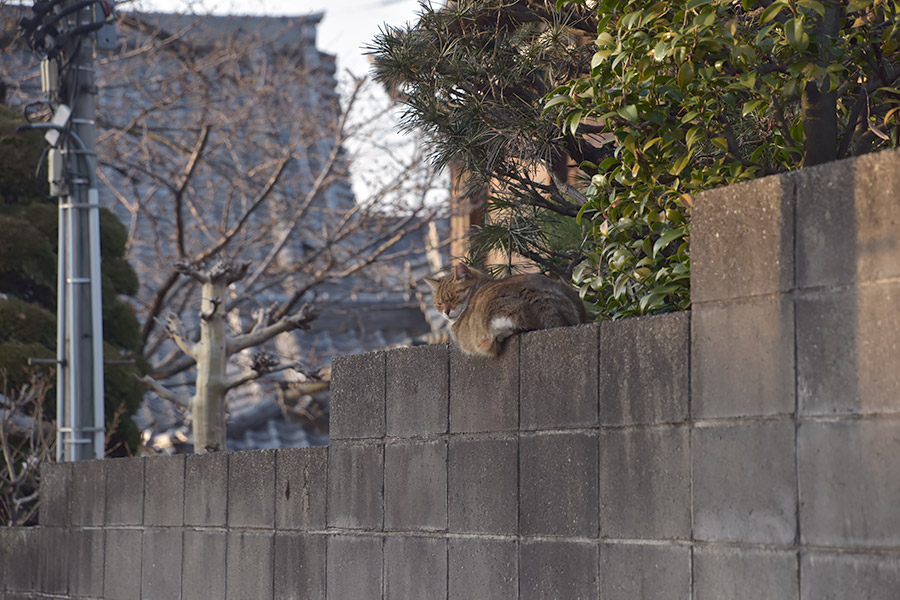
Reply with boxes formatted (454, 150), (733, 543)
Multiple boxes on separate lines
(785, 17), (810, 52)
(653, 227), (686, 258)
(599, 157), (619, 171)
(643, 137), (663, 152)
(592, 50), (612, 69)
(687, 0), (712, 10)
(760, 1), (786, 24)
(612, 275), (627, 299)
(677, 61), (695, 88)
(572, 263), (588, 282)
(797, 0), (826, 16)
(670, 155), (690, 175)
(789, 119), (804, 143)
(653, 39), (673, 61)
(618, 104), (640, 122)
(596, 32), (615, 47)
(742, 98), (766, 116)
(639, 293), (664, 313)
(568, 110), (583, 136)
(710, 136), (730, 151)
(685, 126), (704, 150)
(543, 95), (572, 109)
(634, 267), (652, 281)
(598, 220), (610, 238)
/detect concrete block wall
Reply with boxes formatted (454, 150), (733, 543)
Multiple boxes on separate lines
(3, 148), (900, 599)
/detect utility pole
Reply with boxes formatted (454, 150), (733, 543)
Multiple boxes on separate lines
(21, 0), (115, 460)
(57, 1), (104, 461)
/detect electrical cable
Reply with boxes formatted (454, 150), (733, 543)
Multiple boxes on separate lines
(17, 124), (97, 188)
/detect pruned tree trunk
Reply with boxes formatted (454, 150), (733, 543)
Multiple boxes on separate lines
(193, 272), (230, 452)
(138, 258), (319, 453)
(182, 260), (248, 453)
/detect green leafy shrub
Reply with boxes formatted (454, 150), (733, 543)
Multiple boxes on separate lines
(549, 0), (900, 317)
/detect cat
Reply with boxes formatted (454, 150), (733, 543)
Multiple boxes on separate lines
(425, 263), (586, 357)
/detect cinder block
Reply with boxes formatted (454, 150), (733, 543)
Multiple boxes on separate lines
(104, 529), (142, 600)
(599, 426), (690, 539)
(519, 540), (598, 600)
(692, 173), (795, 303)
(599, 543), (690, 600)
(0, 527), (7, 592)
(105, 456), (145, 525)
(799, 420), (900, 547)
(692, 297), (794, 418)
(228, 449), (276, 528)
(144, 455), (184, 527)
(448, 437), (517, 534)
(276, 447), (327, 531)
(384, 536), (447, 600)
(5, 528), (38, 593)
(386, 344), (449, 437)
(226, 532), (274, 600)
(449, 339), (518, 433)
(184, 452), (227, 526)
(39, 527), (68, 595)
(70, 459), (106, 526)
(39, 461), (70, 527)
(801, 550), (900, 600)
(599, 312), (690, 426)
(520, 432), (598, 537)
(694, 545), (798, 600)
(448, 538), (517, 600)
(326, 441), (383, 530)
(141, 528), (182, 600)
(385, 440), (447, 531)
(330, 351), (386, 440)
(520, 324), (599, 430)
(182, 530), (226, 600)
(796, 148), (900, 288)
(797, 283), (900, 416)
(693, 422), (797, 544)
(326, 535), (383, 600)
(273, 534), (326, 600)
(68, 528), (104, 598)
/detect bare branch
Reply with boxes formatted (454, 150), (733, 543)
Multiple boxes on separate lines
(228, 303), (318, 356)
(161, 312), (198, 360)
(175, 125), (211, 258)
(224, 352), (280, 391)
(195, 150), (295, 266)
(135, 374), (192, 411)
(174, 261), (210, 284)
(141, 271), (182, 348)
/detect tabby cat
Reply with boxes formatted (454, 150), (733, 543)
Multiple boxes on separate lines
(425, 263), (586, 357)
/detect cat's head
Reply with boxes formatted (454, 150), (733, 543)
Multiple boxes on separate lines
(424, 263), (486, 321)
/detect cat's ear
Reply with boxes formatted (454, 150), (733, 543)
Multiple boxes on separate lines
(454, 263), (472, 279)
(424, 277), (441, 291)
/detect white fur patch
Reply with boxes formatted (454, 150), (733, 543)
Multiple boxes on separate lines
(489, 316), (517, 341)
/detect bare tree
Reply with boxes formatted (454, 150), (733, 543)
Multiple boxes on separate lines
(0, 373), (54, 526)
(90, 13), (443, 452)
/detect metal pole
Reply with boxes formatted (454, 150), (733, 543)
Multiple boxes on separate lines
(55, 181), (67, 461)
(56, 1), (105, 461)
